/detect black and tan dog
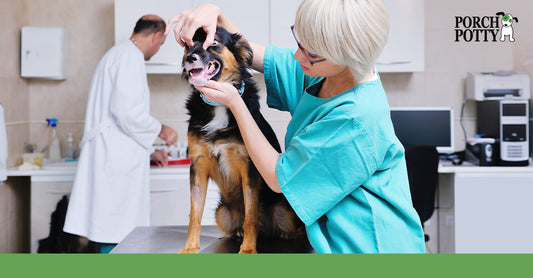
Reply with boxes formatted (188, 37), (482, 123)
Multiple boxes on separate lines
(180, 27), (304, 253)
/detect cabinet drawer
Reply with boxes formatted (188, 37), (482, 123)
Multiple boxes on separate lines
(150, 179), (220, 226)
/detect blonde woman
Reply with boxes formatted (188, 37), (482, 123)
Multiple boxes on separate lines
(166, 0), (425, 253)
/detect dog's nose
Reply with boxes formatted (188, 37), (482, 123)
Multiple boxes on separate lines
(186, 54), (199, 64)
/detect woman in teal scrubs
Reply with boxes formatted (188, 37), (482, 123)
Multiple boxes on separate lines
(166, 0), (425, 253)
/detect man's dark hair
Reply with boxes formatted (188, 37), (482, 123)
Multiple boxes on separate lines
(133, 17), (166, 35)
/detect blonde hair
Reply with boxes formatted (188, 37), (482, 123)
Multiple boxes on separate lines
(295, 0), (389, 81)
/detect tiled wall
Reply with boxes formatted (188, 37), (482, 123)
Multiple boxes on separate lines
(0, 0), (29, 253)
(14, 0), (533, 160)
(25, 0), (115, 158)
(1, 0), (533, 252)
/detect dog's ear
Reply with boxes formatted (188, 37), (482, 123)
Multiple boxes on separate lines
(231, 33), (253, 68)
(192, 27), (207, 43)
(513, 17), (519, 23)
(496, 12), (505, 17)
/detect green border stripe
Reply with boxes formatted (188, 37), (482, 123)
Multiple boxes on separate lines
(2, 254), (533, 277)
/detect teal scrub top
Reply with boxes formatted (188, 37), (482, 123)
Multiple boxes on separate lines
(263, 46), (425, 253)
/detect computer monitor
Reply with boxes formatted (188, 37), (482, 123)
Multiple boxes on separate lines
(390, 107), (455, 154)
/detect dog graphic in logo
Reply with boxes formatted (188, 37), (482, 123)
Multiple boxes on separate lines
(496, 12), (518, 42)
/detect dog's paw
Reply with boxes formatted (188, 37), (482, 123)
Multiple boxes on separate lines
(179, 247), (199, 254)
(238, 248), (257, 254)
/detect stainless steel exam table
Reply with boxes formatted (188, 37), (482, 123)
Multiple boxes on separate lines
(111, 226), (314, 254)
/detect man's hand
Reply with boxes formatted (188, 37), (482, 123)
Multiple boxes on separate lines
(159, 124), (178, 146)
(150, 149), (168, 167)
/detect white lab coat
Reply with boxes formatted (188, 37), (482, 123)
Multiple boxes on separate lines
(64, 40), (161, 243)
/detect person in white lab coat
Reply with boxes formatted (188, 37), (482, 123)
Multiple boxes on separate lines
(64, 14), (178, 253)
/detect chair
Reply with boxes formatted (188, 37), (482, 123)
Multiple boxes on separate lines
(404, 145), (439, 242)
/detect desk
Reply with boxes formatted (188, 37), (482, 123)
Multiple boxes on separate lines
(437, 160), (533, 253)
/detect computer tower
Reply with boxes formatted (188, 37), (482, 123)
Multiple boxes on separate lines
(477, 100), (529, 166)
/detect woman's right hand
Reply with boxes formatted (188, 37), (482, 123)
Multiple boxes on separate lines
(164, 4), (264, 72)
(164, 4), (221, 50)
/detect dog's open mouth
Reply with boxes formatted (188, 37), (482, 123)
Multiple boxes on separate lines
(185, 60), (221, 86)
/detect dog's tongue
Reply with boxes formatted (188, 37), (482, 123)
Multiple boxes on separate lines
(188, 61), (219, 86)
(189, 69), (210, 86)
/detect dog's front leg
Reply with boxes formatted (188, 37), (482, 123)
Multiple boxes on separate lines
(180, 165), (209, 254)
(239, 172), (259, 254)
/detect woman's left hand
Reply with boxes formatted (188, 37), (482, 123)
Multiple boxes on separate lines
(195, 80), (242, 109)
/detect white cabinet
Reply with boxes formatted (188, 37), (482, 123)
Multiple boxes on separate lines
(115, 0), (424, 73)
(192, 0), (270, 46)
(270, 0), (425, 72)
(377, 0), (425, 72)
(28, 168), (220, 253)
(438, 171), (533, 253)
(454, 173), (533, 253)
(30, 176), (75, 253)
(270, 0), (301, 48)
(114, 0), (270, 74)
(114, 0), (193, 74)
(21, 26), (69, 79)
(150, 174), (219, 226)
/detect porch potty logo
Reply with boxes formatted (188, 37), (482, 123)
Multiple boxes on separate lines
(455, 12), (518, 42)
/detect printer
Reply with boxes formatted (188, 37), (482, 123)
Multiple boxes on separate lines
(467, 71), (531, 101)
(466, 71), (531, 166)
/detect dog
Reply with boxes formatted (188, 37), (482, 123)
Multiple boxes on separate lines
(180, 27), (305, 253)
(38, 195), (97, 253)
(497, 12), (518, 42)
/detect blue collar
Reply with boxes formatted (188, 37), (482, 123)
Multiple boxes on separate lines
(201, 80), (245, 106)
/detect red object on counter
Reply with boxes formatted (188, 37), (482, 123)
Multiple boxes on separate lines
(150, 158), (190, 166)
(168, 158), (190, 165)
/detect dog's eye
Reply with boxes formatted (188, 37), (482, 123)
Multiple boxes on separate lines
(211, 40), (220, 47)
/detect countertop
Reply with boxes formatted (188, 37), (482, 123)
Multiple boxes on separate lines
(438, 159), (533, 173)
(111, 226), (315, 254)
(10, 159), (533, 177)
(7, 162), (190, 176)
(6, 161), (190, 182)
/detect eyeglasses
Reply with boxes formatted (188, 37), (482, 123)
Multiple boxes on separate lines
(290, 25), (326, 65)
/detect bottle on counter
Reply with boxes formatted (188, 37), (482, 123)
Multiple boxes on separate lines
(179, 140), (188, 159)
(169, 143), (178, 159)
(46, 118), (61, 162)
(64, 133), (75, 161)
